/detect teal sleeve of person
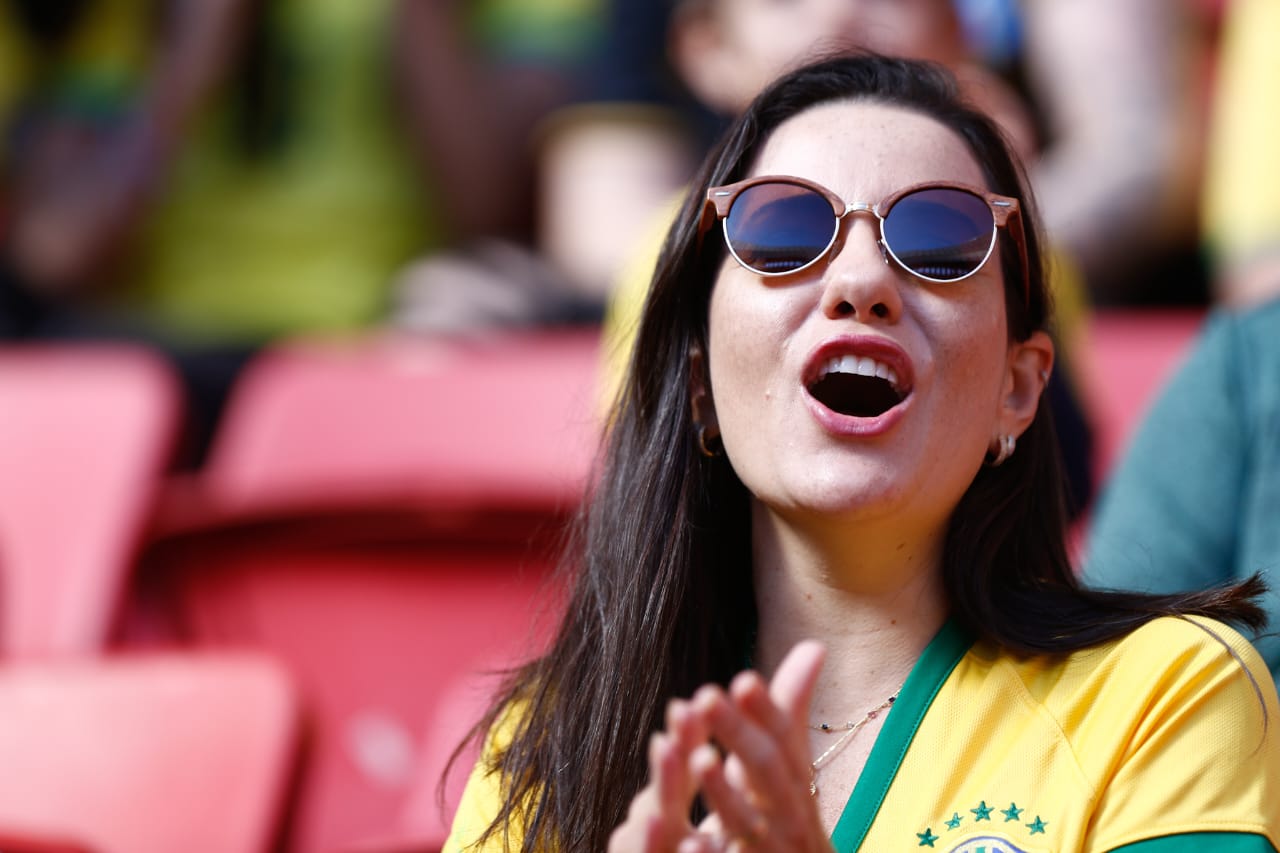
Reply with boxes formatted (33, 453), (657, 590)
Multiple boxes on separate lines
(1084, 299), (1280, 680)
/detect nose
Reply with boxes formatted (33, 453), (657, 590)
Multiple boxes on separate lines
(818, 213), (904, 322)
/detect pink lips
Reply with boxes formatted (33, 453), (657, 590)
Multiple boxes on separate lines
(801, 335), (916, 436)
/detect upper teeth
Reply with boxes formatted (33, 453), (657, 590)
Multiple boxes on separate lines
(818, 354), (900, 389)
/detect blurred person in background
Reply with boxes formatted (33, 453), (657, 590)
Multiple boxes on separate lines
(547, 0), (1095, 518)
(539, 0), (1036, 309)
(535, 0), (1216, 309)
(0, 0), (598, 462)
(1084, 0), (1280, 679)
(1199, 0), (1280, 309)
(1019, 0), (1213, 306)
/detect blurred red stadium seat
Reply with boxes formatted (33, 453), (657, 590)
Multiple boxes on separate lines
(0, 653), (300, 853)
(129, 331), (600, 852)
(0, 345), (180, 658)
(398, 671), (504, 849)
(198, 330), (601, 517)
(1078, 309), (1206, 483)
(138, 537), (559, 853)
(0, 833), (95, 853)
(338, 671), (497, 853)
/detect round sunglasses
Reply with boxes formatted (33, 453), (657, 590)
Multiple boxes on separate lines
(700, 175), (1028, 300)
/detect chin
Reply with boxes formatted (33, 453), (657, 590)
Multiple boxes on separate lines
(759, 468), (919, 522)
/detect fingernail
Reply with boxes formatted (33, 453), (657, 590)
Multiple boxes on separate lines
(732, 670), (759, 694)
(690, 743), (719, 774)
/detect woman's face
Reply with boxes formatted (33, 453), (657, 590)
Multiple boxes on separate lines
(704, 100), (1029, 537)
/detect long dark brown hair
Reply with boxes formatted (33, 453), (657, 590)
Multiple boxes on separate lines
(460, 54), (1267, 852)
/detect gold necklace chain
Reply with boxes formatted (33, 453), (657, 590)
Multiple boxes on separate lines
(808, 687), (901, 797)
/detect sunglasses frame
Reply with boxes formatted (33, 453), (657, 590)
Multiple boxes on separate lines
(700, 175), (1029, 302)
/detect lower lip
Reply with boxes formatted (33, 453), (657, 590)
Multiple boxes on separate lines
(803, 390), (911, 437)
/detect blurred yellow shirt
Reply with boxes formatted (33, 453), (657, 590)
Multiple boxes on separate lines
(1201, 0), (1280, 268)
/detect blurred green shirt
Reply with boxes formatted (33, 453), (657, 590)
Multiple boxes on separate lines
(1, 0), (601, 343)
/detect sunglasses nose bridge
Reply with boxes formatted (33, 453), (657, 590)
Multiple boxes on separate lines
(834, 203), (891, 268)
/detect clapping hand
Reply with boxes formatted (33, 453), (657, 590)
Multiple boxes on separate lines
(608, 641), (836, 853)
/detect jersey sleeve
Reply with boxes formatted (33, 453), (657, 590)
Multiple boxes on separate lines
(1082, 618), (1280, 851)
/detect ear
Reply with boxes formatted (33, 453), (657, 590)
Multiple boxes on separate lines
(688, 343), (720, 440)
(669, 1), (746, 115)
(998, 330), (1054, 438)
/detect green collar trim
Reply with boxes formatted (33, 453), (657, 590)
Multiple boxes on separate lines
(829, 618), (974, 852)
(1108, 832), (1278, 852)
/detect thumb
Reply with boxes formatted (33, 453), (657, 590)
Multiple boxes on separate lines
(768, 640), (826, 725)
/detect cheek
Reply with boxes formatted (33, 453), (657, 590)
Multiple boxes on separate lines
(930, 308), (1010, 424)
(707, 289), (766, 407)
(706, 278), (804, 422)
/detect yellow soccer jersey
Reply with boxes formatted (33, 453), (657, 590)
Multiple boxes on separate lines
(839, 617), (1278, 852)
(445, 617), (1280, 852)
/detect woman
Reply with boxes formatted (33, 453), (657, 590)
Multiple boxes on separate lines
(445, 55), (1279, 852)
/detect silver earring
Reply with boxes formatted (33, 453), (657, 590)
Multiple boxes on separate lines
(987, 433), (1016, 467)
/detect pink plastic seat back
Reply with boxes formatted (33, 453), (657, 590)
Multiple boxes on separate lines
(0, 653), (301, 853)
(134, 330), (598, 852)
(202, 330), (601, 516)
(397, 672), (510, 850)
(0, 345), (179, 658)
(142, 512), (561, 853)
(0, 832), (95, 853)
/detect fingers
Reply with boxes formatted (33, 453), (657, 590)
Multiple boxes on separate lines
(609, 705), (707, 852)
(691, 744), (769, 845)
(676, 835), (723, 853)
(667, 697), (712, 757)
(698, 673), (804, 792)
(652, 732), (692, 819)
(611, 642), (829, 852)
(693, 641), (826, 793)
(729, 669), (811, 782)
(683, 642), (830, 851)
(767, 640), (826, 725)
(608, 785), (666, 852)
(761, 640), (826, 780)
(685, 693), (800, 821)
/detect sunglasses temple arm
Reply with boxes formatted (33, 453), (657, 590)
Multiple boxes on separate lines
(1009, 212), (1030, 306)
(694, 198), (721, 250)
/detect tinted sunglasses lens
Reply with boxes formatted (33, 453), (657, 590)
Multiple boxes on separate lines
(724, 182), (836, 274)
(882, 188), (995, 281)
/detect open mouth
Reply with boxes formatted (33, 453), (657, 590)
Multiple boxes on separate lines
(807, 354), (908, 418)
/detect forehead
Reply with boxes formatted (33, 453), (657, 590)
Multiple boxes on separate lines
(749, 99), (987, 200)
